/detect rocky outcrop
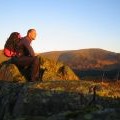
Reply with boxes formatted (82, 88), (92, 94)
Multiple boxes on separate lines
(0, 81), (86, 120)
(0, 81), (120, 120)
(0, 64), (26, 82)
(39, 56), (79, 81)
(0, 54), (120, 120)
(0, 56), (79, 82)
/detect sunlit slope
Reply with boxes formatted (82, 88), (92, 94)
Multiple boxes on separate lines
(41, 48), (120, 70)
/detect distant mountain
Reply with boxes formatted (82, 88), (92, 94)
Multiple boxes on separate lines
(41, 48), (120, 70)
(41, 48), (120, 80)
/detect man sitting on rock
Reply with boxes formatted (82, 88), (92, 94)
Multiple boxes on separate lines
(13, 29), (40, 82)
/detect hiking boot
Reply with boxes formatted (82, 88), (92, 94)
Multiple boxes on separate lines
(39, 67), (47, 81)
(37, 78), (43, 82)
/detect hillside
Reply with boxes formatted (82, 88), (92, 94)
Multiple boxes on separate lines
(41, 48), (120, 70)
(41, 48), (120, 80)
(0, 50), (10, 63)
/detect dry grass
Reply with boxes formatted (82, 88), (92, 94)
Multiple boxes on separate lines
(31, 80), (120, 98)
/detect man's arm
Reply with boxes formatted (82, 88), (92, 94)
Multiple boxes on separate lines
(24, 40), (35, 56)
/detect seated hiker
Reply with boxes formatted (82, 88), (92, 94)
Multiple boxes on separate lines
(10, 29), (40, 82)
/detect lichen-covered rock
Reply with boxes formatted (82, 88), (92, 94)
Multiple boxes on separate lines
(39, 56), (79, 81)
(12, 84), (82, 117)
(0, 81), (83, 120)
(0, 56), (79, 82)
(0, 64), (26, 83)
(0, 81), (120, 120)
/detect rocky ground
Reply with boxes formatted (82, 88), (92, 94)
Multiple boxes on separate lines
(0, 55), (120, 120)
(0, 80), (120, 120)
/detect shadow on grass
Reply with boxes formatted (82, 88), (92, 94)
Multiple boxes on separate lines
(0, 80), (120, 120)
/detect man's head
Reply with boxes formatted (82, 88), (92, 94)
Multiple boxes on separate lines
(27, 29), (37, 40)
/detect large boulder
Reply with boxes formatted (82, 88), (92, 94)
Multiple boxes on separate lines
(0, 63), (26, 83)
(0, 81), (84, 120)
(0, 56), (79, 82)
(39, 56), (79, 81)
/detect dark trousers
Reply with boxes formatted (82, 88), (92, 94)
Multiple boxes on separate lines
(13, 56), (40, 81)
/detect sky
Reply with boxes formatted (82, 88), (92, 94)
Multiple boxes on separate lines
(0, 0), (120, 53)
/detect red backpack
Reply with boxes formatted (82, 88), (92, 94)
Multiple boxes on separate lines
(4, 32), (21, 57)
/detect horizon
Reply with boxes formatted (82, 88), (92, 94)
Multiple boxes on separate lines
(1, 47), (120, 54)
(28, 48), (120, 54)
(0, 45), (120, 54)
(0, 0), (120, 53)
